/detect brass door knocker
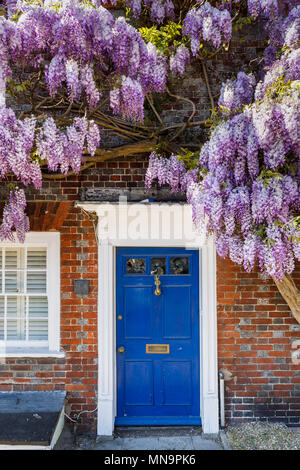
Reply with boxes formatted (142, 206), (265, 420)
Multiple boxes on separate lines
(152, 266), (163, 296)
(154, 274), (161, 296)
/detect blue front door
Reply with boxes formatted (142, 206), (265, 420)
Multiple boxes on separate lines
(116, 247), (200, 425)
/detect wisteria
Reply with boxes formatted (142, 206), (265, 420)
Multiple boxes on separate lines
(0, 108), (41, 188)
(36, 117), (100, 175)
(0, 1), (168, 117)
(218, 72), (256, 113)
(170, 45), (190, 76)
(65, 59), (81, 101)
(110, 76), (145, 121)
(0, 189), (29, 243)
(140, 42), (167, 94)
(183, 2), (232, 53)
(146, 5), (300, 282)
(100, 0), (175, 23)
(247, 0), (279, 19)
(0, 0), (170, 241)
(81, 64), (101, 110)
(111, 17), (167, 95)
(0, 106), (100, 241)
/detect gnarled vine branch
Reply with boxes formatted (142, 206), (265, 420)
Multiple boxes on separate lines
(201, 62), (215, 110)
(273, 275), (300, 324)
(166, 87), (197, 141)
(42, 139), (158, 179)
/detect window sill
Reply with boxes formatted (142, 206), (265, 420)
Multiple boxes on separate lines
(0, 348), (66, 358)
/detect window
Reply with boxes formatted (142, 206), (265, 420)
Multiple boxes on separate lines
(150, 258), (166, 275)
(170, 257), (189, 275)
(126, 258), (146, 274)
(0, 233), (60, 352)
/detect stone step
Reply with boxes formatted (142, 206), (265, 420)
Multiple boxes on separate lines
(0, 391), (65, 450)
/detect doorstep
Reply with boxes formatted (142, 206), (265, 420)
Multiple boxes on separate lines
(56, 426), (224, 450)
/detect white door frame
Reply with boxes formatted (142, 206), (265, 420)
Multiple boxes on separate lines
(76, 202), (219, 435)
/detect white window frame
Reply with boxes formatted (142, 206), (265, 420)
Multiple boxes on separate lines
(0, 232), (61, 354)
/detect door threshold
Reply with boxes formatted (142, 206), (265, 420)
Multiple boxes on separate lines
(115, 426), (203, 438)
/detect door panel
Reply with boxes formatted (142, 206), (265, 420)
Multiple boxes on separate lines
(124, 361), (154, 406)
(162, 361), (193, 406)
(116, 247), (200, 425)
(124, 286), (153, 339)
(163, 285), (192, 338)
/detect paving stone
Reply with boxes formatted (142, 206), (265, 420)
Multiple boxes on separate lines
(93, 437), (123, 451)
(156, 436), (194, 450)
(121, 437), (160, 450)
(191, 436), (222, 450)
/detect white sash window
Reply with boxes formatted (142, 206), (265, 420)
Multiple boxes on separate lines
(0, 233), (60, 352)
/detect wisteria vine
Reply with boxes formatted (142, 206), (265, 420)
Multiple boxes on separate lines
(0, 0), (169, 241)
(146, 4), (300, 282)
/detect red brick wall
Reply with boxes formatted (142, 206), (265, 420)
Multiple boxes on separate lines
(0, 202), (98, 433)
(217, 257), (300, 425)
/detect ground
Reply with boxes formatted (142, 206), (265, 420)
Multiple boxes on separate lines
(54, 426), (223, 450)
(225, 423), (300, 450)
(54, 423), (300, 450)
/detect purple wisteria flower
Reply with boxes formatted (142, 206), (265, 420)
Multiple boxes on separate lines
(247, 0), (279, 19)
(218, 72), (256, 112)
(170, 45), (190, 76)
(110, 76), (145, 121)
(0, 189), (29, 243)
(183, 2), (232, 53)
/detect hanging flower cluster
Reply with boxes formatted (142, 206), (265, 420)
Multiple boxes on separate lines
(258, 2), (300, 66)
(100, 0), (174, 23)
(1, 1), (114, 110)
(109, 17), (168, 120)
(0, 105), (100, 182)
(0, 108), (41, 188)
(170, 45), (190, 76)
(218, 72), (256, 113)
(146, 6), (300, 282)
(110, 77), (145, 121)
(140, 42), (167, 94)
(183, 1), (232, 54)
(36, 117), (100, 175)
(182, 0), (298, 62)
(247, 0), (279, 19)
(0, 105), (100, 241)
(0, 189), (29, 243)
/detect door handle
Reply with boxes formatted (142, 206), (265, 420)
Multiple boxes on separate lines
(118, 346), (125, 353)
